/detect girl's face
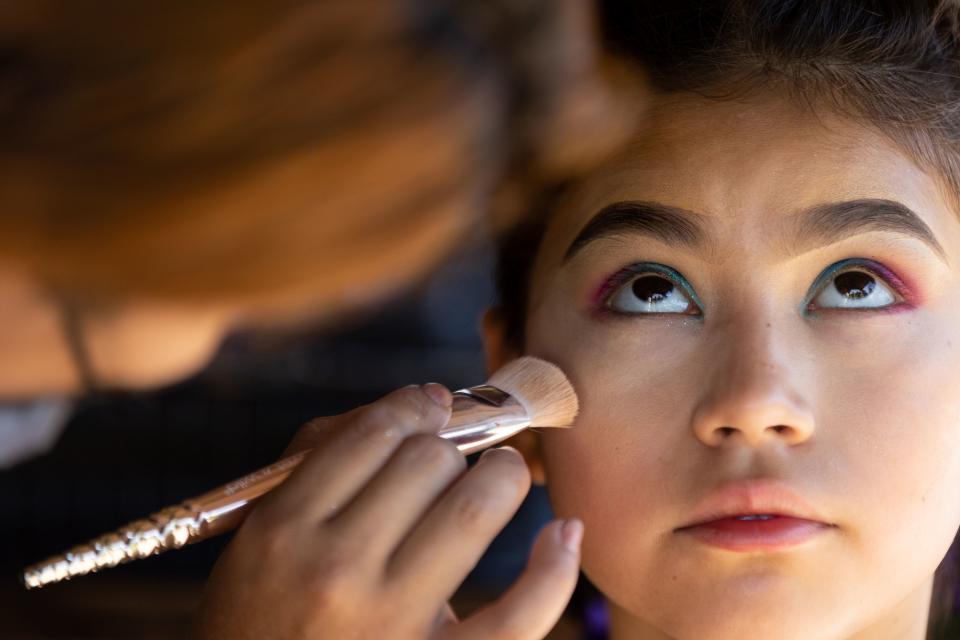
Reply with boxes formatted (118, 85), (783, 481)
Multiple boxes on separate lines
(513, 93), (960, 638)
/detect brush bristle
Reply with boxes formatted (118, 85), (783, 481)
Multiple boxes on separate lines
(486, 357), (579, 428)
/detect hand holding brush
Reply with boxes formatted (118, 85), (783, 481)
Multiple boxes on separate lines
(26, 357), (582, 640)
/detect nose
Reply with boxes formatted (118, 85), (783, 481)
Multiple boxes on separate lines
(691, 316), (815, 448)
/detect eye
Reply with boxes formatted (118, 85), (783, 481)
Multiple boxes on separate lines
(604, 264), (700, 315)
(807, 260), (902, 311)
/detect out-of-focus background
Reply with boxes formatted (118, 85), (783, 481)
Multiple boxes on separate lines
(0, 237), (597, 639)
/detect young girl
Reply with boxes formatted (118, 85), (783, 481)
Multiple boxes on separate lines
(482, 1), (960, 637)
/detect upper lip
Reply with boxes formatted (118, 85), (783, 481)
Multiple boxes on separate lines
(676, 479), (835, 529)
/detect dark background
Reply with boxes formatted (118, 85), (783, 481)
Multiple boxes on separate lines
(0, 237), (568, 639)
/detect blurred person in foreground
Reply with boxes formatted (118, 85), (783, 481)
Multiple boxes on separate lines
(0, 1), (639, 638)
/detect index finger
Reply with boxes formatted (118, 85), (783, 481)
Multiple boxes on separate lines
(261, 384), (453, 524)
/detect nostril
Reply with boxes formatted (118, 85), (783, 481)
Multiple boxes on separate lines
(772, 425), (789, 434)
(718, 426), (736, 437)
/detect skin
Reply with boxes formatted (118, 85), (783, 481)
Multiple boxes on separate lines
(195, 385), (583, 640)
(483, 91), (960, 639)
(0, 71), (477, 397)
(0, 0), (635, 401)
(0, 82), (582, 637)
(2, 2), (625, 636)
(0, 202), (466, 399)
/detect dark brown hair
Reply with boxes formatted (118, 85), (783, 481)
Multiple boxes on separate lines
(494, 0), (960, 632)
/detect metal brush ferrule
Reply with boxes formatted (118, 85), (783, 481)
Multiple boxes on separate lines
(22, 384), (531, 590)
(443, 386), (530, 455)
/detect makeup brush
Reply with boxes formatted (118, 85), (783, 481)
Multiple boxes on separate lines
(22, 356), (578, 589)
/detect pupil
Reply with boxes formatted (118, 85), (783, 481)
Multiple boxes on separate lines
(632, 276), (674, 303)
(835, 271), (875, 299)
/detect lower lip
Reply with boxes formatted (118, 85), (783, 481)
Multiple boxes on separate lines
(677, 516), (832, 552)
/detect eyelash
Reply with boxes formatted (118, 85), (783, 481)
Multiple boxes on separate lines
(804, 258), (913, 315)
(592, 263), (703, 317)
(592, 258), (914, 318)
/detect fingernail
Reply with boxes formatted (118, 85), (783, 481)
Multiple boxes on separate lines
(480, 445), (519, 459)
(479, 445), (519, 461)
(479, 448), (493, 460)
(422, 383), (452, 408)
(560, 518), (584, 554)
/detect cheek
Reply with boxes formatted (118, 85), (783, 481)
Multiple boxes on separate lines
(526, 298), (695, 545)
(536, 411), (678, 607)
(819, 309), (960, 573)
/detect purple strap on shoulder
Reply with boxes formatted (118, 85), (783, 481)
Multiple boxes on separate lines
(583, 596), (610, 639)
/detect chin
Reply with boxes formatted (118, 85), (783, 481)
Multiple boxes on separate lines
(652, 607), (843, 640)
(603, 569), (857, 640)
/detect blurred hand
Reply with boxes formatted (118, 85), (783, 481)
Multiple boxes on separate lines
(193, 384), (583, 640)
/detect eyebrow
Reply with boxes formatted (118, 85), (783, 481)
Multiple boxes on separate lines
(562, 198), (948, 264)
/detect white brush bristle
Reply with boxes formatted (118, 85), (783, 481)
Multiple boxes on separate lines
(486, 357), (579, 428)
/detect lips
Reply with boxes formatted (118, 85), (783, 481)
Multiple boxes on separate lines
(675, 479), (837, 552)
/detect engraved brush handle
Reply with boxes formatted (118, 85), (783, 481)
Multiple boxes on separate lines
(22, 388), (530, 589)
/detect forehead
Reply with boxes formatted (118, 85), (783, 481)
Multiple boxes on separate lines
(535, 91), (959, 273)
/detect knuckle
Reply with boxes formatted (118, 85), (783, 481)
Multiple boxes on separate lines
(384, 385), (441, 423)
(346, 408), (408, 446)
(392, 384), (437, 415)
(239, 508), (296, 560)
(351, 410), (394, 441)
(358, 397), (422, 434)
(244, 494), (284, 529)
(450, 488), (502, 530)
(285, 416), (337, 453)
(302, 553), (356, 610)
(352, 386), (444, 440)
(482, 450), (531, 493)
(508, 461), (532, 493)
(259, 524), (294, 562)
(301, 415), (335, 436)
(400, 434), (464, 472)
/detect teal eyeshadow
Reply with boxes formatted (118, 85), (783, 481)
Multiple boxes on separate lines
(800, 257), (876, 317)
(606, 262), (706, 316)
